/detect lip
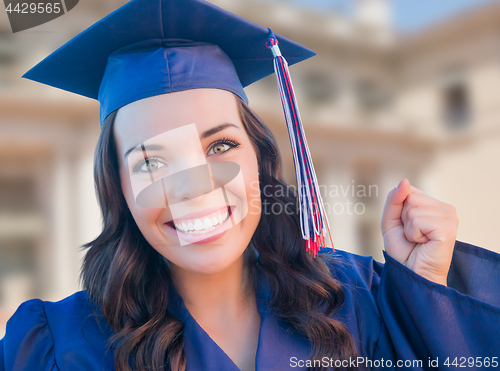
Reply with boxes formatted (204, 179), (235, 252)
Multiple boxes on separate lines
(165, 205), (230, 223)
(163, 205), (235, 245)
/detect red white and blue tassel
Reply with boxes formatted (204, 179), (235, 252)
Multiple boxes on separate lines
(266, 29), (334, 257)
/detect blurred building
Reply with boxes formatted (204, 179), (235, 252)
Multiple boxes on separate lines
(1, 0), (499, 336)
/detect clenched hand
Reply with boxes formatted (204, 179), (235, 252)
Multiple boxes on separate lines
(381, 178), (459, 286)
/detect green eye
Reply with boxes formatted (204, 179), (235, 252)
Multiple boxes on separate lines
(208, 138), (241, 156)
(210, 143), (231, 155)
(133, 157), (167, 173)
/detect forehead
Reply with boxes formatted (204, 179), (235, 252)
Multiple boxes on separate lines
(114, 88), (241, 147)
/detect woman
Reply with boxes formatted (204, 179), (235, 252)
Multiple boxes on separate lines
(1, 0), (500, 370)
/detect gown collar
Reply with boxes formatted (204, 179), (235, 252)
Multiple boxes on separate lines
(166, 261), (312, 371)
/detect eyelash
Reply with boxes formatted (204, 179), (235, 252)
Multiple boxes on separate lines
(132, 156), (164, 173)
(207, 137), (241, 155)
(131, 137), (241, 173)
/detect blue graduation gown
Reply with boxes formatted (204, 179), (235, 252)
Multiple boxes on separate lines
(1, 240), (499, 370)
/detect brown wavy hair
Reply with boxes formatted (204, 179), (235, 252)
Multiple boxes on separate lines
(79, 95), (358, 371)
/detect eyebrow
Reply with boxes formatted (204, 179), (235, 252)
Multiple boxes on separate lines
(124, 144), (164, 160)
(200, 123), (239, 139)
(123, 123), (240, 160)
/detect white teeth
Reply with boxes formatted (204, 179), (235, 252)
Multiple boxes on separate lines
(172, 207), (231, 234)
(194, 219), (203, 231)
(211, 216), (218, 226)
(203, 217), (212, 229)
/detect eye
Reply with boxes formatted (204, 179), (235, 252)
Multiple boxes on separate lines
(210, 143), (231, 155)
(133, 156), (167, 173)
(207, 138), (241, 156)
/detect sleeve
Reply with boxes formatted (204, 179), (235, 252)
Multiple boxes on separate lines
(376, 240), (500, 369)
(1, 338), (4, 371)
(1, 299), (57, 371)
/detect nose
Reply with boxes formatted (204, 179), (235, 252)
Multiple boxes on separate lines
(134, 161), (242, 208)
(162, 164), (214, 206)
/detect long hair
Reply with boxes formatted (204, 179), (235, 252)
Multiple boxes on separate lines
(79, 96), (358, 371)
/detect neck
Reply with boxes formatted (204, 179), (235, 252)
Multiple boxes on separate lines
(169, 254), (255, 323)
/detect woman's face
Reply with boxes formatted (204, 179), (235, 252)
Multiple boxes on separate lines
(114, 89), (261, 275)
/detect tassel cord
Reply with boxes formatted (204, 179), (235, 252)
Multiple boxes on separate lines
(266, 30), (334, 255)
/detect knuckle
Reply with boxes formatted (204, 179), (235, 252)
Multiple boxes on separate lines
(443, 220), (458, 237)
(444, 203), (457, 214)
(405, 216), (418, 235)
(409, 213), (423, 227)
(450, 212), (459, 227)
(405, 194), (418, 208)
(405, 206), (419, 221)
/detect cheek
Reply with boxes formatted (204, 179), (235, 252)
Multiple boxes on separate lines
(131, 204), (162, 228)
(120, 169), (163, 234)
(247, 180), (262, 218)
(240, 150), (261, 220)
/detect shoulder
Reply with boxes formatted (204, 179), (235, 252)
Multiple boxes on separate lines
(3, 297), (51, 358)
(2, 291), (113, 371)
(41, 290), (95, 327)
(2, 294), (75, 370)
(318, 247), (384, 291)
(6, 290), (91, 323)
(7, 290), (95, 340)
(317, 248), (391, 358)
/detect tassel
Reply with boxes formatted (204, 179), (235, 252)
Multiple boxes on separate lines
(266, 29), (334, 257)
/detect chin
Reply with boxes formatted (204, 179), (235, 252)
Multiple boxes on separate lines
(158, 225), (249, 276)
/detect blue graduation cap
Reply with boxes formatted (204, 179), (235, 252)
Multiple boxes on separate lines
(22, 0), (334, 256)
(22, 0), (314, 124)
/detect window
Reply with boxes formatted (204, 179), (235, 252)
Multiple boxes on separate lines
(355, 79), (392, 114)
(441, 67), (471, 129)
(301, 72), (339, 105)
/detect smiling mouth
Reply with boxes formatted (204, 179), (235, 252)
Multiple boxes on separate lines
(165, 206), (233, 234)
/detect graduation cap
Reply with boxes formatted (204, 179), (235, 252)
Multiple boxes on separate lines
(22, 0), (334, 256)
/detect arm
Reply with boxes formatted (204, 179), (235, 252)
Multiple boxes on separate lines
(2, 299), (56, 371)
(1, 338), (5, 371)
(447, 240), (500, 306)
(375, 240), (500, 369)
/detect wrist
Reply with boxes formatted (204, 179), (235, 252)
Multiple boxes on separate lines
(414, 270), (448, 286)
